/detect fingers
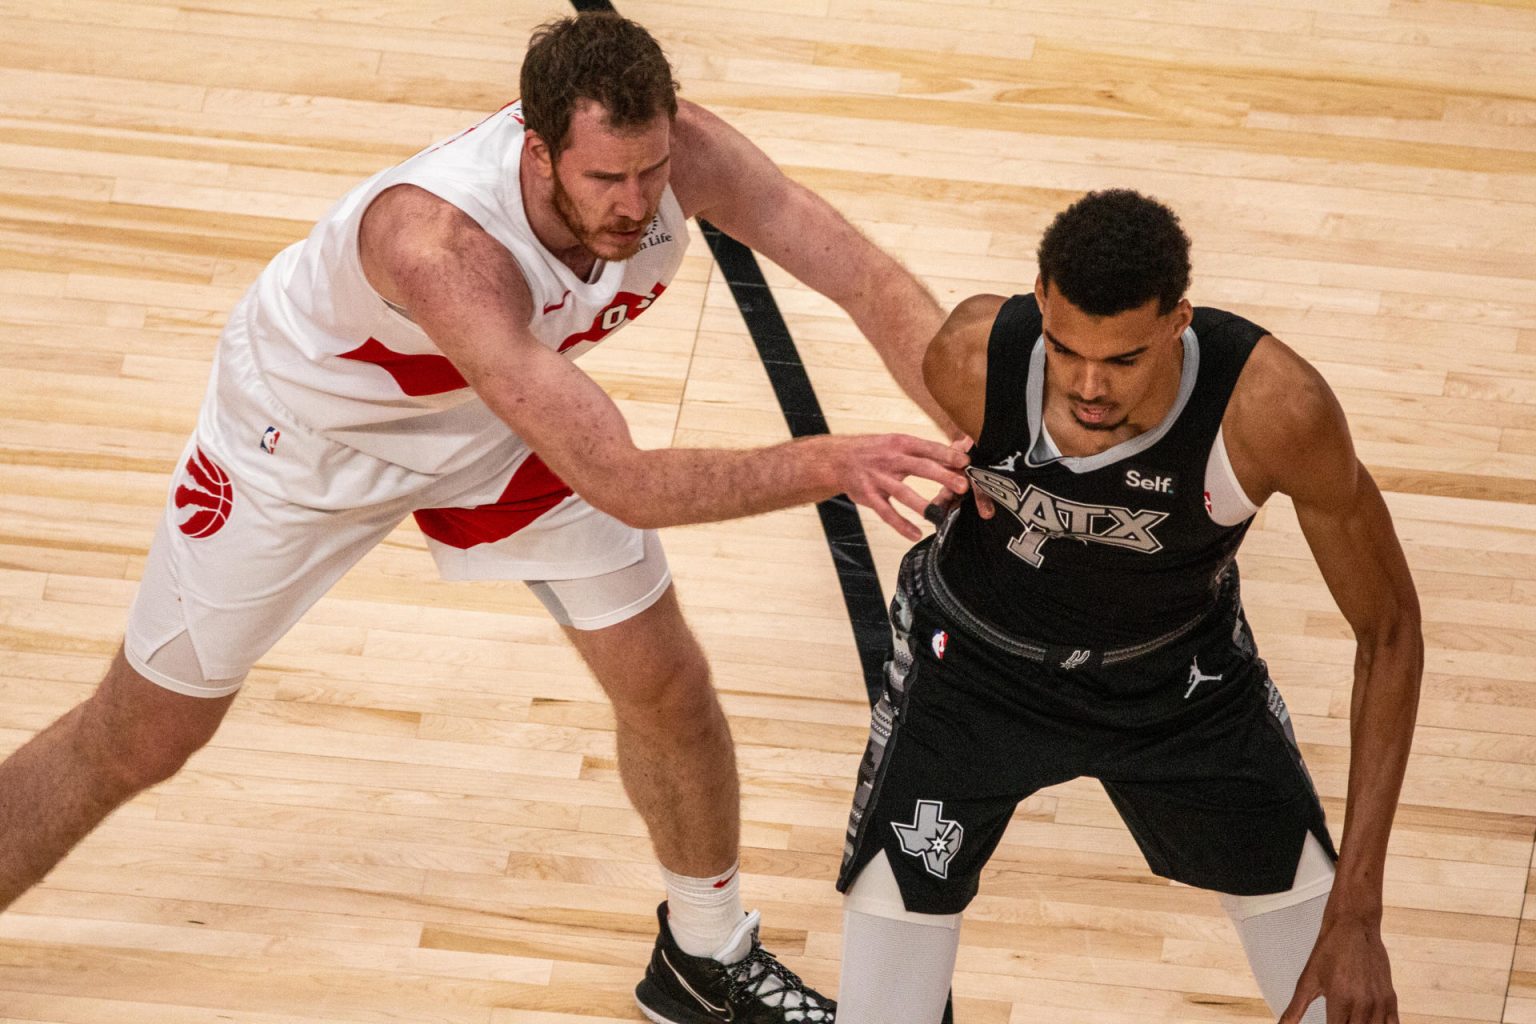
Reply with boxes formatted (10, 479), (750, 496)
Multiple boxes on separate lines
(886, 481), (930, 518)
(867, 497), (922, 542)
(1330, 991), (1397, 1024)
(973, 488), (997, 520)
(898, 435), (971, 473)
(1278, 978), (1322, 1024)
(906, 457), (969, 495)
(835, 434), (975, 540)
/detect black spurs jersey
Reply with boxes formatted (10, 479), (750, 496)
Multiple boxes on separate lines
(938, 294), (1268, 648)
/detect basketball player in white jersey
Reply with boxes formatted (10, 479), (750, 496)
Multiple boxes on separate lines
(835, 191), (1420, 1024)
(0, 14), (969, 1022)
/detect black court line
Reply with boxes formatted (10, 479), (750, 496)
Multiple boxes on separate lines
(699, 222), (890, 707)
(565, 0), (889, 708)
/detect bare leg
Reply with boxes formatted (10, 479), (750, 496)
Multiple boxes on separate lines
(0, 647), (235, 911)
(563, 585), (737, 876)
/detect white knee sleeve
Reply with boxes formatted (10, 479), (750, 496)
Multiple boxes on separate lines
(838, 852), (961, 1024)
(1218, 832), (1335, 1024)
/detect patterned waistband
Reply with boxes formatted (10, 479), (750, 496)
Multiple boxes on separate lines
(910, 541), (1221, 672)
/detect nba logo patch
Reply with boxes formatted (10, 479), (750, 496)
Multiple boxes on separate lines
(260, 426), (281, 454)
(931, 629), (948, 660)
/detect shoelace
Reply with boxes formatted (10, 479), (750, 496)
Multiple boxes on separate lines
(724, 947), (834, 1022)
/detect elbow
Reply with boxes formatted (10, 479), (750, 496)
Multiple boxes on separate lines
(1362, 607), (1423, 661)
(549, 444), (667, 530)
(1355, 598), (1424, 691)
(574, 483), (651, 530)
(571, 475), (669, 531)
(608, 503), (669, 531)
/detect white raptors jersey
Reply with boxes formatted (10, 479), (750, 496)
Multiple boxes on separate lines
(245, 100), (689, 476)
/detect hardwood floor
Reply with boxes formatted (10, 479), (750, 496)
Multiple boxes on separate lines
(1, 1), (1534, 1021)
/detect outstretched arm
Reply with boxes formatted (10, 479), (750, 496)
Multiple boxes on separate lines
(1228, 338), (1422, 1024)
(670, 100), (959, 438)
(359, 185), (968, 540)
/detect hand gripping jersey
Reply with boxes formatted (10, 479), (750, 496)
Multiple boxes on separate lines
(938, 294), (1268, 648)
(240, 100), (688, 479)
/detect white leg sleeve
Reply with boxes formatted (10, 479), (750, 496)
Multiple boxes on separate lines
(1217, 832), (1335, 1024)
(838, 852), (961, 1024)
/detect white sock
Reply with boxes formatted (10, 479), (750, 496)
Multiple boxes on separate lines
(661, 862), (747, 961)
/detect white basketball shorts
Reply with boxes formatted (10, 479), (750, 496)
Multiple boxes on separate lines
(123, 298), (670, 698)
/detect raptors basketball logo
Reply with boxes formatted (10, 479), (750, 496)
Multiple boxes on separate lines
(174, 448), (233, 538)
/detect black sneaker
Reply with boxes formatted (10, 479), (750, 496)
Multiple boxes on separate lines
(635, 901), (835, 1023)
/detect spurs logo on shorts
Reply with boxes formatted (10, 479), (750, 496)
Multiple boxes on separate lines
(968, 468), (1168, 568)
(893, 800), (963, 879)
(174, 447), (233, 538)
(1060, 648), (1091, 670)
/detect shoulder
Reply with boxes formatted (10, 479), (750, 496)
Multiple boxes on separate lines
(359, 184), (532, 319)
(942, 294), (1007, 341)
(362, 184), (478, 254)
(1192, 304), (1265, 335)
(1224, 335), (1355, 506)
(670, 99), (726, 157)
(923, 294), (1006, 440)
(667, 99), (803, 225)
(667, 100), (741, 215)
(1229, 335), (1340, 435)
(927, 294), (1005, 368)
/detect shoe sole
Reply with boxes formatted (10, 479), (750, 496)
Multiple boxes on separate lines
(634, 978), (713, 1024)
(634, 998), (683, 1024)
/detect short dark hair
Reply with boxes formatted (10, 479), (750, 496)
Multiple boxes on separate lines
(1036, 189), (1191, 316)
(520, 13), (679, 157)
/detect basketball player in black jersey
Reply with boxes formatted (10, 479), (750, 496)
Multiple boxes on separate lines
(833, 190), (1421, 1024)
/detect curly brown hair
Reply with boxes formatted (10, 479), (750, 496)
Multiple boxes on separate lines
(1037, 189), (1192, 316)
(519, 13), (679, 157)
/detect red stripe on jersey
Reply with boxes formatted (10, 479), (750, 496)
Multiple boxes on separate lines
(413, 453), (574, 549)
(338, 337), (469, 396)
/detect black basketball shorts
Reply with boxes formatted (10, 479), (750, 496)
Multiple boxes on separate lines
(836, 540), (1336, 915)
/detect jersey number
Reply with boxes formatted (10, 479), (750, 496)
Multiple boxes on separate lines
(558, 283), (666, 352)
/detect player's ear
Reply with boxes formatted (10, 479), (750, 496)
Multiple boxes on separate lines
(1170, 297), (1193, 337)
(524, 131), (555, 179)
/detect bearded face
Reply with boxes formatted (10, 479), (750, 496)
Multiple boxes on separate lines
(548, 156), (658, 262)
(535, 101), (671, 265)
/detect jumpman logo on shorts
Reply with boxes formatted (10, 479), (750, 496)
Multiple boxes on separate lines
(1185, 657), (1222, 698)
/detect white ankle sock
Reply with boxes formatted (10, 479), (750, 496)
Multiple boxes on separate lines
(661, 862), (747, 961)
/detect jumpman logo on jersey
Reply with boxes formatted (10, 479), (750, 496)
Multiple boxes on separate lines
(989, 451), (1022, 472)
(892, 800), (964, 879)
(1185, 657), (1222, 698)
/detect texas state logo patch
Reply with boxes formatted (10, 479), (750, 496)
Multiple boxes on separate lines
(893, 799), (964, 879)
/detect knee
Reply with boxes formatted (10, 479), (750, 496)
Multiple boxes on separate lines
(611, 649), (720, 732)
(75, 656), (231, 795)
